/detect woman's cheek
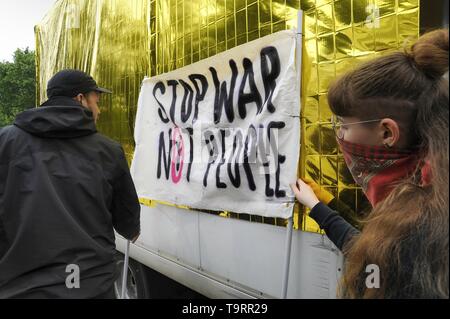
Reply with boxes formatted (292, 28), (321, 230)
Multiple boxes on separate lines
(345, 128), (373, 145)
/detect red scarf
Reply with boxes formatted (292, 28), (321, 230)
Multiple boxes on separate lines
(337, 138), (430, 207)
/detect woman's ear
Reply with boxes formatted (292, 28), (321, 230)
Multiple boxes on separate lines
(379, 118), (400, 147)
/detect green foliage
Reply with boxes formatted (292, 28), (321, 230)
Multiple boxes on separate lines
(0, 48), (36, 127)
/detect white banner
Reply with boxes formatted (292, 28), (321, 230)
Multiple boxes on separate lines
(131, 30), (300, 219)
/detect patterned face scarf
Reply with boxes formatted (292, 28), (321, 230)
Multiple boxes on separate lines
(337, 138), (427, 207)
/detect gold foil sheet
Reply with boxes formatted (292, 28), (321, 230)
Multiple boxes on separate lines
(35, 0), (420, 232)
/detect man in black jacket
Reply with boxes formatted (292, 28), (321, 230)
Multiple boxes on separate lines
(0, 70), (141, 299)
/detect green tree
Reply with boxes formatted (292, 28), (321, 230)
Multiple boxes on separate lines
(0, 48), (36, 127)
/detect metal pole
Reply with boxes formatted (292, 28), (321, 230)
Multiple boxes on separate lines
(121, 240), (131, 299)
(281, 10), (304, 300)
(281, 217), (294, 299)
(296, 10), (304, 99)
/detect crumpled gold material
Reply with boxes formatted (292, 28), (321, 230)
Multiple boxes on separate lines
(36, 0), (420, 232)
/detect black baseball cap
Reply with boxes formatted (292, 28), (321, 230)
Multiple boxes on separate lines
(47, 69), (112, 98)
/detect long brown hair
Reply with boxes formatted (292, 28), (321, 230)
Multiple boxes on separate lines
(328, 29), (449, 298)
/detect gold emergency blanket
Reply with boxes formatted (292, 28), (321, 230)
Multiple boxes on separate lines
(35, 0), (420, 232)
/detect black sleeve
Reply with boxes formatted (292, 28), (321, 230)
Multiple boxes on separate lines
(309, 202), (360, 251)
(327, 197), (362, 230)
(111, 148), (141, 240)
(0, 217), (8, 259)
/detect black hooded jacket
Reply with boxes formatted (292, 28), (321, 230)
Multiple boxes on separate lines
(0, 97), (140, 299)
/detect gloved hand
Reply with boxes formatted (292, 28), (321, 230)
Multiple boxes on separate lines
(290, 179), (320, 209)
(302, 177), (335, 205)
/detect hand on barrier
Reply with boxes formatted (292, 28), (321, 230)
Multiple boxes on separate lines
(290, 178), (321, 210)
(302, 177), (335, 205)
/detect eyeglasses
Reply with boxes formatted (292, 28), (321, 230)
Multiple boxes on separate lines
(331, 115), (382, 140)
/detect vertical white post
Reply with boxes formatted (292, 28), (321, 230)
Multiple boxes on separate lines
(281, 9), (303, 300)
(296, 11), (304, 103)
(121, 240), (131, 299)
(281, 217), (294, 299)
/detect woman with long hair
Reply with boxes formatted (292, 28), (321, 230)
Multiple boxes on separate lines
(291, 29), (449, 298)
